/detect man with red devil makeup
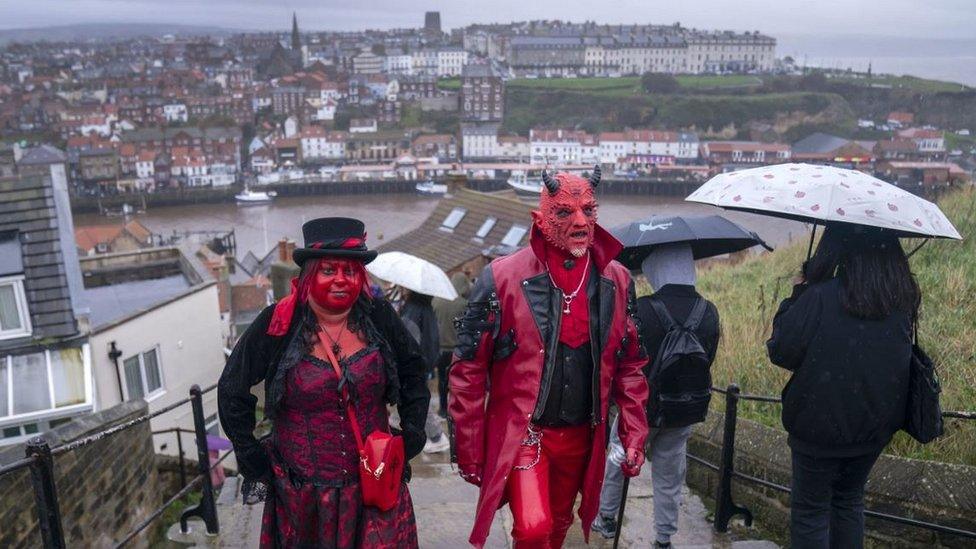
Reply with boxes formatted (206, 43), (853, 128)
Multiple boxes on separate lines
(449, 167), (650, 548)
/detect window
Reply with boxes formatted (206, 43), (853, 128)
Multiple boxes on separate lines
(0, 275), (31, 340)
(1, 346), (90, 423)
(475, 217), (497, 239)
(123, 347), (164, 400)
(440, 207), (467, 231)
(501, 224), (528, 247)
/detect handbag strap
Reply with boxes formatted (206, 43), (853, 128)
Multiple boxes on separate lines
(321, 343), (367, 458)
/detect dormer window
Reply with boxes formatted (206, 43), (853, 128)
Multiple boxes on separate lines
(501, 224), (528, 247)
(0, 275), (31, 340)
(440, 207), (467, 232)
(475, 216), (497, 239)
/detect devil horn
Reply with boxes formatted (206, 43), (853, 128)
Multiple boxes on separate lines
(589, 164), (601, 188)
(542, 170), (559, 195)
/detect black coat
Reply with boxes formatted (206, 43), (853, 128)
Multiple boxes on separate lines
(767, 278), (912, 458)
(217, 298), (431, 482)
(400, 293), (440, 369)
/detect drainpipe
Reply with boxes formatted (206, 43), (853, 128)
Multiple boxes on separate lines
(108, 341), (124, 402)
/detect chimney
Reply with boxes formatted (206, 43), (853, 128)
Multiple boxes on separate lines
(445, 172), (467, 197)
(277, 238), (297, 264)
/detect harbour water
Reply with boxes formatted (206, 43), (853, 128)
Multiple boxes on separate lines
(76, 193), (805, 260)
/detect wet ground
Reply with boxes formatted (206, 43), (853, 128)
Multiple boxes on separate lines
(169, 392), (779, 548)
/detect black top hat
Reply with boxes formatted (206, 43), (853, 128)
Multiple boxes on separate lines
(292, 217), (377, 267)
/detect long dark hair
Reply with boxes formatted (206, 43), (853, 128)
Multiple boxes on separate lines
(803, 225), (921, 320)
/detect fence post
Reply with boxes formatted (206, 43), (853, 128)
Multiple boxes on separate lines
(176, 430), (187, 489)
(26, 437), (66, 549)
(713, 384), (753, 532)
(179, 385), (220, 535)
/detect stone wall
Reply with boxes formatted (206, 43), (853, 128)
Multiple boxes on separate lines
(0, 400), (163, 548)
(686, 410), (976, 548)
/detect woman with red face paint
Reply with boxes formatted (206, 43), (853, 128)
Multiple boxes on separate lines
(218, 217), (430, 549)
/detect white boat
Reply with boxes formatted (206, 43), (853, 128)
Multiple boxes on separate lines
(506, 172), (542, 196)
(235, 188), (277, 205)
(415, 181), (448, 196)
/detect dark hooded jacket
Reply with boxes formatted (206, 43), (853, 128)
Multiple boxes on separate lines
(433, 273), (472, 351)
(217, 296), (430, 482)
(399, 292), (440, 369)
(766, 279), (912, 458)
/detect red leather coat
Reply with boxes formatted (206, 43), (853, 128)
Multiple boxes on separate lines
(449, 224), (650, 547)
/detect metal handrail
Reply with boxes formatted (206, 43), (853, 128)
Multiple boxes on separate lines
(51, 384), (216, 456)
(0, 384), (225, 548)
(711, 385), (976, 417)
(702, 384), (976, 540)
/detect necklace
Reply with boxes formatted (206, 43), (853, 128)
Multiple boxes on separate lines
(547, 253), (590, 314)
(318, 318), (348, 360)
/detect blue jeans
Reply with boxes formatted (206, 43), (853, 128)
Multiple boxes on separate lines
(790, 449), (882, 549)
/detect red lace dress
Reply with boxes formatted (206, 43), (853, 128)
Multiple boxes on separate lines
(260, 347), (418, 548)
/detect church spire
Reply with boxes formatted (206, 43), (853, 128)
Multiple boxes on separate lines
(291, 12), (301, 51)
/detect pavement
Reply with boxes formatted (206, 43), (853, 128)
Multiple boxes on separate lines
(166, 398), (779, 548)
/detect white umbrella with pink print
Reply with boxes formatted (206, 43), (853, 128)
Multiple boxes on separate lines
(686, 163), (962, 246)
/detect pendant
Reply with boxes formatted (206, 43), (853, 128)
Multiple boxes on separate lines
(563, 297), (572, 314)
(332, 342), (342, 360)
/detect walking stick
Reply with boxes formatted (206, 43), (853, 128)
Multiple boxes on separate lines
(612, 476), (630, 549)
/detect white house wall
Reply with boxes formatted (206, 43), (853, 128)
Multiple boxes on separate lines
(89, 283), (225, 457)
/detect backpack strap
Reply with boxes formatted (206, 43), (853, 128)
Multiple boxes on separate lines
(648, 296), (677, 331)
(682, 298), (708, 331)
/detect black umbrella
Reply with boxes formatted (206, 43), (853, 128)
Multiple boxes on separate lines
(612, 214), (772, 271)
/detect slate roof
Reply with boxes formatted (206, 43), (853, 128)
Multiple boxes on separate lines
(83, 275), (191, 329)
(17, 144), (66, 165)
(791, 133), (851, 155)
(0, 175), (78, 350)
(377, 187), (534, 273)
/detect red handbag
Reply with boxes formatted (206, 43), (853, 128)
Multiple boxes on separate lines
(323, 344), (405, 511)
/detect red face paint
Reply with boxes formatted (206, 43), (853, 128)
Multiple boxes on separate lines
(306, 258), (365, 313)
(534, 173), (598, 257)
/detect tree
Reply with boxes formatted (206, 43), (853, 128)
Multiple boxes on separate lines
(799, 70), (828, 92)
(641, 73), (680, 94)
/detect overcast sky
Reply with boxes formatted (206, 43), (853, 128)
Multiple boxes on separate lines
(2, 0), (975, 40)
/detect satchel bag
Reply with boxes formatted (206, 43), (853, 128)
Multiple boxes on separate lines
(903, 324), (944, 444)
(323, 344), (405, 511)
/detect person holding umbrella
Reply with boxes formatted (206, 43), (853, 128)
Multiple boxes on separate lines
(767, 225), (920, 548)
(366, 251), (461, 455)
(593, 215), (766, 546)
(687, 163), (960, 549)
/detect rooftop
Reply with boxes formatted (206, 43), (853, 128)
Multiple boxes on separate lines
(78, 247), (209, 330)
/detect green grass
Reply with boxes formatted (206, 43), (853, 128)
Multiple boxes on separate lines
(676, 74), (764, 89)
(946, 132), (976, 153)
(506, 75), (762, 97)
(437, 78), (460, 91)
(679, 187), (976, 466)
(827, 73), (970, 93)
(503, 86), (843, 135)
(509, 76), (641, 96)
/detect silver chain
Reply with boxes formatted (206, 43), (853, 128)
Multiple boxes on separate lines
(546, 253), (590, 314)
(513, 424), (544, 470)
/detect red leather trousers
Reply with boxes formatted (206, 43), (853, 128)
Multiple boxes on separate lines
(506, 424), (592, 549)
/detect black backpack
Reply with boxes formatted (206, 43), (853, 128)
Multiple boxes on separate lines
(647, 297), (713, 428)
